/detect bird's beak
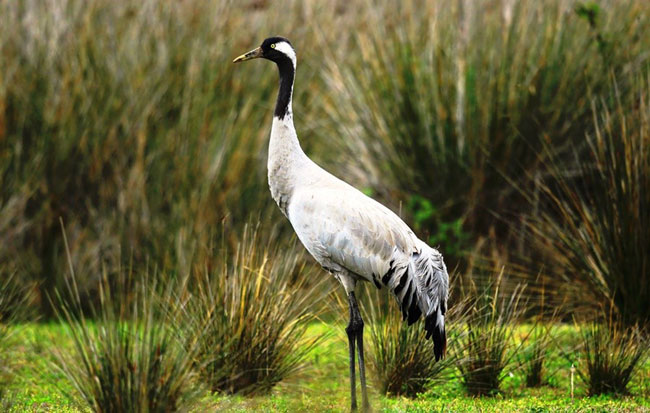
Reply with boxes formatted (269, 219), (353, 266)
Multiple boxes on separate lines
(233, 47), (263, 63)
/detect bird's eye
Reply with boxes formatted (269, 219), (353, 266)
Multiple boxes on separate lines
(270, 44), (276, 49)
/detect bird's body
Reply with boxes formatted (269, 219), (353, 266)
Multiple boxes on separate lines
(234, 37), (449, 411)
(272, 112), (448, 332)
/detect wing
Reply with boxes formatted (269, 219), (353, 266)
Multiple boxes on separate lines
(287, 185), (419, 283)
(288, 182), (449, 359)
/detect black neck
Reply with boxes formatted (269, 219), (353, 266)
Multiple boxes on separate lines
(274, 56), (295, 120)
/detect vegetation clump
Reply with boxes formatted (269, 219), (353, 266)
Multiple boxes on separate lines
(519, 323), (557, 388)
(181, 228), (324, 395)
(530, 81), (650, 327)
(455, 271), (527, 396)
(52, 265), (203, 412)
(367, 291), (455, 397)
(568, 320), (649, 396)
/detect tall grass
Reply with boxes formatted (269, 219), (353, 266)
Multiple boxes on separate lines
(179, 227), (325, 395)
(1, 0), (649, 331)
(515, 283), (562, 388)
(0, 273), (17, 401)
(568, 319), (649, 396)
(455, 270), (527, 396)
(322, 0), (650, 267)
(0, 271), (27, 337)
(0, 0), (341, 314)
(51, 259), (203, 411)
(518, 323), (557, 388)
(529, 77), (650, 326)
(366, 290), (457, 397)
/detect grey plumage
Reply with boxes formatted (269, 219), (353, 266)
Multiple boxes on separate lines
(234, 36), (450, 410)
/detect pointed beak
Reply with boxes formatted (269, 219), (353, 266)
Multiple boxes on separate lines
(233, 47), (263, 63)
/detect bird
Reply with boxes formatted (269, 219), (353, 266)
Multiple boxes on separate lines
(233, 37), (449, 411)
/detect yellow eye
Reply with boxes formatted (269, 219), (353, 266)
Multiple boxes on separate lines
(270, 44), (276, 49)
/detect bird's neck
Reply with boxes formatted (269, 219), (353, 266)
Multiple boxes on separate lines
(269, 58), (304, 161)
(269, 114), (303, 162)
(268, 59), (308, 214)
(274, 57), (295, 120)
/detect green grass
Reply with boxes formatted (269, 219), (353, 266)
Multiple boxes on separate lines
(4, 322), (649, 412)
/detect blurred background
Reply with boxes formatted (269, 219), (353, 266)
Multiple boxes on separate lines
(0, 0), (648, 326)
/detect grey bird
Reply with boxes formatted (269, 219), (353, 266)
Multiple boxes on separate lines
(233, 36), (449, 411)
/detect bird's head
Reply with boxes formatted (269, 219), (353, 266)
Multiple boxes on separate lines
(232, 36), (296, 68)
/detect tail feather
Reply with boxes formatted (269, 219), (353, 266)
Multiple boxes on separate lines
(384, 242), (449, 361)
(425, 305), (446, 361)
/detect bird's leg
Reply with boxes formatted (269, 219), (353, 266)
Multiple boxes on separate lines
(355, 319), (370, 411)
(350, 293), (370, 412)
(347, 291), (369, 411)
(346, 292), (358, 411)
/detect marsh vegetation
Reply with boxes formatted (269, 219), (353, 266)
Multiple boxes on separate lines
(1, 0), (649, 411)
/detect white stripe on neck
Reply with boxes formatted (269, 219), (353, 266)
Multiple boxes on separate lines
(275, 41), (296, 69)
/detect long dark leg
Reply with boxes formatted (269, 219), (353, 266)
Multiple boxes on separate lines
(356, 320), (370, 410)
(346, 293), (358, 411)
(347, 292), (369, 411)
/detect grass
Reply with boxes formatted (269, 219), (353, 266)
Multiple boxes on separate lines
(1, 271), (32, 403)
(50, 261), (203, 412)
(517, 286), (562, 389)
(0, 0), (304, 314)
(366, 292), (453, 397)
(518, 322), (558, 388)
(571, 320), (649, 396)
(322, 0), (649, 269)
(2, 322), (649, 412)
(455, 270), (528, 396)
(528, 76), (650, 326)
(179, 227), (326, 395)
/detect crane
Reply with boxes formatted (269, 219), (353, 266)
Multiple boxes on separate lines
(233, 36), (449, 411)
